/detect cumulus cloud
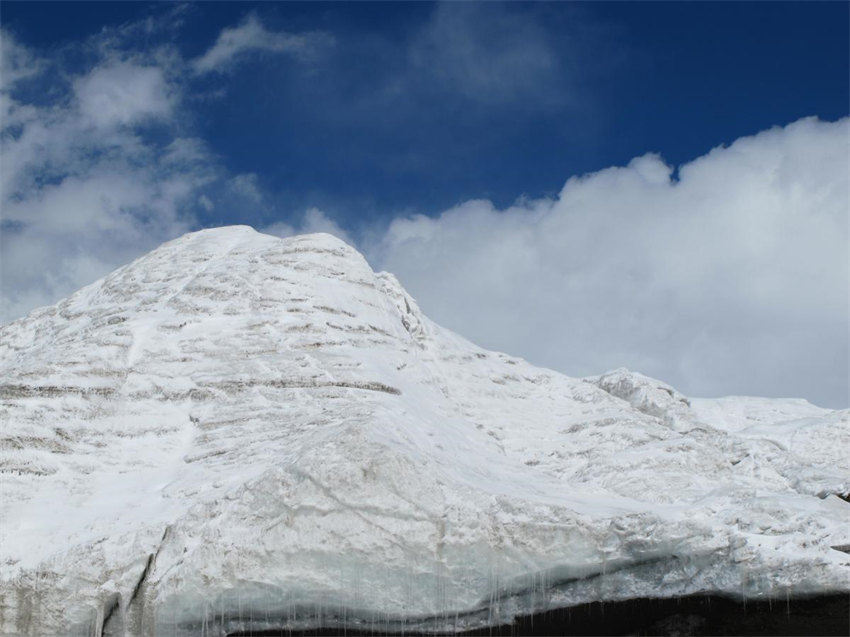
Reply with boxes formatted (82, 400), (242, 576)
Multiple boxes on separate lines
(372, 117), (849, 407)
(191, 13), (333, 75)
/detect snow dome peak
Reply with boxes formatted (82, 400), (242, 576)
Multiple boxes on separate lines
(1, 229), (848, 636)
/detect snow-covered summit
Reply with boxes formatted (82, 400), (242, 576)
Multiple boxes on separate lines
(1, 227), (848, 636)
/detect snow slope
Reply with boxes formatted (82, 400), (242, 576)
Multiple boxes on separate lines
(0, 226), (847, 637)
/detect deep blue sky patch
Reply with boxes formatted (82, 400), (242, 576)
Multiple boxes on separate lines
(4, 1), (847, 227)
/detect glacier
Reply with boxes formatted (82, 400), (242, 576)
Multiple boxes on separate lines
(0, 226), (847, 636)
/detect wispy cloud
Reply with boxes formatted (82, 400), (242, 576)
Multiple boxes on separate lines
(191, 13), (334, 75)
(409, 3), (565, 105)
(229, 173), (263, 203)
(263, 207), (354, 247)
(0, 30), (41, 87)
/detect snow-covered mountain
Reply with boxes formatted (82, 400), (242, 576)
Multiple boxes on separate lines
(1, 226), (847, 637)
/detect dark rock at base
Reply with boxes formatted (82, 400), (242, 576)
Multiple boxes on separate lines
(228, 593), (850, 637)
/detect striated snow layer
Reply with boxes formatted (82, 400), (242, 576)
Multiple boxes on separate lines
(0, 226), (847, 637)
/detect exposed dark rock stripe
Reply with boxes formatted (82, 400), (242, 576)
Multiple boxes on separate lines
(0, 378), (401, 400)
(225, 593), (850, 637)
(204, 379), (401, 395)
(0, 384), (116, 399)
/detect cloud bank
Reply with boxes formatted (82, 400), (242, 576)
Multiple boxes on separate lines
(371, 117), (849, 407)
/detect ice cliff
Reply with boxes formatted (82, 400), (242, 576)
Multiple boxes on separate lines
(0, 226), (847, 636)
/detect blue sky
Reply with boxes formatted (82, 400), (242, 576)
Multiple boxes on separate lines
(4, 2), (847, 219)
(1, 2), (848, 406)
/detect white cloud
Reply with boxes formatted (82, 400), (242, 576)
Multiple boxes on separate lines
(372, 117), (849, 407)
(191, 14), (333, 75)
(73, 61), (174, 129)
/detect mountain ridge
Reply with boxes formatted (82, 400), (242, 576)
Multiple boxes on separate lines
(1, 226), (847, 637)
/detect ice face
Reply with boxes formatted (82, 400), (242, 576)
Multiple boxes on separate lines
(1, 227), (848, 636)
